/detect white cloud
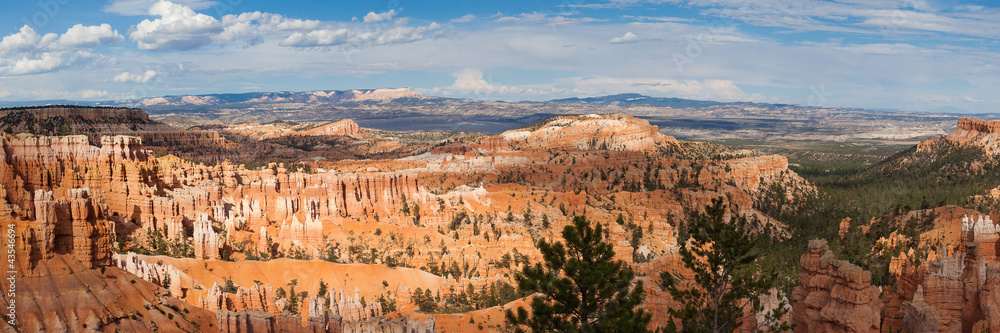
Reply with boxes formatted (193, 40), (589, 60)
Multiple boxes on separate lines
(0, 26), (55, 54)
(451, 14), (476, 23)
(59, 24), (125, 48)
(129, 0), (223, 51)
(79, 89), (109, 99)
(494, 12), (605, 26)
(363, 10), (397, 23)
(423, 68), (555, 97)
(113, 70), (158, 83)
(122, 1), (442, 50)
(8, 53), (72, 75)
(609, 32), (639, 44)
(627, 0), (1000, 38)
(0, 24), (120, 75)
(103, 0), (216, 16)
(280, 29), (351, 47)
(275, 18), (323, 31)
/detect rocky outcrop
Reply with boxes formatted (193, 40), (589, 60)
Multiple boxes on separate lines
(791, 239), (881, 333)
(983, 265), (1000, 332)
(919, 118), (1000, 154)
(901, 286), (939, 333)
(198, 281), (281, 315)
(963, 214), (1000, 258)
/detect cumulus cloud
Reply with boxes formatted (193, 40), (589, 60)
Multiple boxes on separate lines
(130, 0), (223, 50)
(103, 0), (216, 16)
(280, 22), (442, 48)
(0, 24), (121, 75)
(59, 24), (125, 48)
(8, 53), (74, 75)
(79, 89), (110, 99)
(609, 32), (639, 44)
(451, 14), (476, 23)
(280, 29), (351, 47)
(113, 70), (158, 83)
(363, 10), (397, 23)
(422, 68), (556, 97)
(123, 1), (442, 50)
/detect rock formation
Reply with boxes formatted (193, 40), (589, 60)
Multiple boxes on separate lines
(900, 286), (940, 333)
(791, 239), (881, 333)
(112, 252), (188, 297)
(499, 114), (681, 152)
(0, 111), (815, 331)
(193, 213), (220, 260)
(918, 118), (1000, 155)
(963, 214), (1000, 259)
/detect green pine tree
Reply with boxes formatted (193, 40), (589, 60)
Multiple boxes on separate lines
(660, 198), (792, 333)
(506, 216), (651, 333)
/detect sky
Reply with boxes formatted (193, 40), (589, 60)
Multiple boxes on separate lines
(0, 0), (998, 113)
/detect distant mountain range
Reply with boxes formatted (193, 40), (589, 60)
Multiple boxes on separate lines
(1, 89), (790, 110)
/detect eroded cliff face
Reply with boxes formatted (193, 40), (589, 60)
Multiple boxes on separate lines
(791, 239), (882, 333)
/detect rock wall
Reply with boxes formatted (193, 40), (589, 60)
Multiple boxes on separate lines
(900, 286), (939, 333)
(790, 239), (881, 333)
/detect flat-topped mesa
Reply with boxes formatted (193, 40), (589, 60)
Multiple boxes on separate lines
(958, 118), (1000, 134)
(0, 105), (155, 126)
(791, 239), (882, 333)
(919, 118), (1000, 153)
(498, 114), (682, 152)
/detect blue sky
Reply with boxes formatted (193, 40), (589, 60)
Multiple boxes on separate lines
(0, 0), (998, 113)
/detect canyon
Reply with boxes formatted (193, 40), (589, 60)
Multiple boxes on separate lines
(1, 107), (811, 332)
(5, 104), (1000, 332)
